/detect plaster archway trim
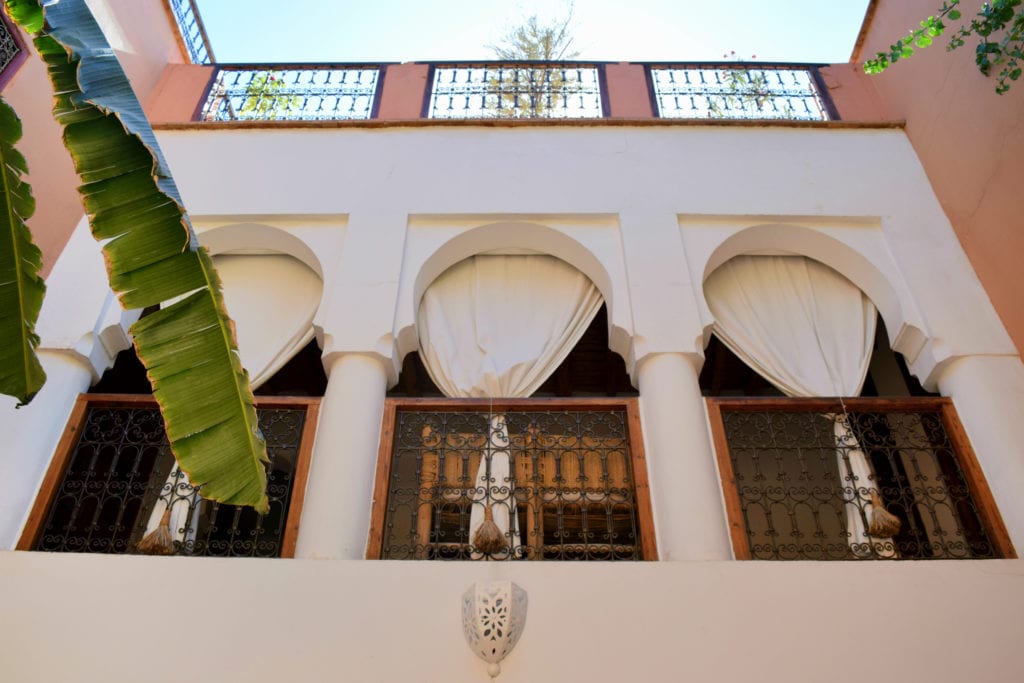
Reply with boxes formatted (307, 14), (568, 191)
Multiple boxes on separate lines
(699, 223), (929, 369)
(397, 220), (633, 364)
(197, 222), (324, 279)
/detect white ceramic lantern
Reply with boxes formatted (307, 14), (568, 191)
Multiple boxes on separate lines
(461, 580), (528, 678)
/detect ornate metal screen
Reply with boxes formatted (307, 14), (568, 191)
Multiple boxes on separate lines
(28, 397), (316, 557)
(709, 398), (1011, 560)
(428, 64), (604, 119)
(0, 14), (21, 75)
(167, 0), (213, 64)
(373, 401), (654, 560)
(199, 66), (380, 121)
(650, 64), (833, 120)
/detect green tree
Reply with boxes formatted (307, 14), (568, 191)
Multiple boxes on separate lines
(485, 5), (582, 118)
(239, 70), (301, 120)
(864, 0), (1024, 94)
(1, 0), (269, 511)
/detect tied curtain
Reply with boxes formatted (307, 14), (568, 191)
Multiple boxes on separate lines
(704, 255), (888, 557)
(417, 255), (604, 557)
(141, 254), (322, 550)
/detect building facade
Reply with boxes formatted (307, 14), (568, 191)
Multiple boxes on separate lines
(1, 1), (1022, 681)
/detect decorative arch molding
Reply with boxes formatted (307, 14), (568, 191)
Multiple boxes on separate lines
(197, 222), (324, 279)
(699, 222), (929, 368)
(396, 220), (633, 365)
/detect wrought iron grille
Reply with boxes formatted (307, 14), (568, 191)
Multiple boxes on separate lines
(710, 398), (1007, 560)
(199, 66), (380, 121)
(377, 404), (649, 560)
(33, 402), (309, 557)
(428, 64), (604, 119)
(167, 0), (213, 65)
(650, 65), (832, 120)
(0, 14), (20, 75)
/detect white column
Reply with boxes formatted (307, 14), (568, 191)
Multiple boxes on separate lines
(935, 354), (1024, 548)
(295, 352), (389, 560)
(0, 351), (93, 549)
(637, 352), (732, 560)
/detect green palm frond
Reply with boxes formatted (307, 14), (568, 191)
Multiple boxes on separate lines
(0, 97), (46, 406)
(11, 0), (269, 511)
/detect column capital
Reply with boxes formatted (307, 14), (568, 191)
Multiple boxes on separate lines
(633, 348), (705, 380)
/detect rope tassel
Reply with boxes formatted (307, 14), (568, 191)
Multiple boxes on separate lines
(473, 504), (507, 555)
(868, 490), (902, 538)
(136, 507), (175, 555)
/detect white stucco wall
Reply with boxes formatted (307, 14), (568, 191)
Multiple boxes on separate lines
(153, 124), (1016, 372)
(1, 552), (1021, 683)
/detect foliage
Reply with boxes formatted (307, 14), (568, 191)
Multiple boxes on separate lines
(707, 68), (791, 118)
(486, 4), (581, 118)
(0, 96), (45, 406)
(702, 52), (794, 119)
(239, 70), (300, 120)
(488, 4), (579, 61)
(4, 0), (269, 512)
(864, 0), (1024, 94)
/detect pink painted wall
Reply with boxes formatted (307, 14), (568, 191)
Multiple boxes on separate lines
(818, 63), (890, 122)
(604, 63), (654, 118)
(848, 0), (1024, 355)
(146, 64), (215, 123)
(3, 0), (186, 276)
(376, 63), (430, 119)
(3, 41), (83, 277)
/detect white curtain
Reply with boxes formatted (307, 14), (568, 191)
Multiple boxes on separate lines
(142, 254), (323, 550)
(215, 254), (322, 387)
(418, 255), (603, 556)
(704, 255), (889, 557)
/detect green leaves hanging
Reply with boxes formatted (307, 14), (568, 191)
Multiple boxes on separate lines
(0, 97), (46, 406)
(8, 0), (269, 511)
(864, 0), (1024, 94)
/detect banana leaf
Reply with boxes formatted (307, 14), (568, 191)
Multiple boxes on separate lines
(0, 96), (46, 406)
(8, 0), (269, 511)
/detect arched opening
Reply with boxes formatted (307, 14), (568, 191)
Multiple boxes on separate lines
(701, 255), (996, 561)
(375, 251), (652, 561)
(45, 252), (328, 558)
(402, 220), (633, 366)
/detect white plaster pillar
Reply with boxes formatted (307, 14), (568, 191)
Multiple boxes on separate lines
(0, 351), (93, 549)
(295, 352), (389, 560)
(935, 354), (1024, 548)
(637, 352), (732, 561)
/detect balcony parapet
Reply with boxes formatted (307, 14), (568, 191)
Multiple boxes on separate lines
(147, 60), (892, 127)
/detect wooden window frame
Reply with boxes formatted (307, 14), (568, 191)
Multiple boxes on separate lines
(367, 397), (658, 560)
(706, 396), (1016, 560)
(17, 393), (320, 558)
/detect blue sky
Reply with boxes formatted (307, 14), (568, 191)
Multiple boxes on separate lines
(196, 0), (873, 64)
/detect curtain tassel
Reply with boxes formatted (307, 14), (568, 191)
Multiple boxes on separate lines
(473, 504), (507, 555)
(868, 490), (901, 538)
(136, 507), (175, 555)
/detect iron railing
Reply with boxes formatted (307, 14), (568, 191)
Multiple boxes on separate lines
(708, 397), (1013, 561)
(650, 64), (834, 120)
(428, 63), (604, 119)
(166, 0), (214, 65)
(369, 399), (656, 560)
(20, 395), (318, 557)
(181, 61), (842, 123)
(198, 65), (381, 121)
